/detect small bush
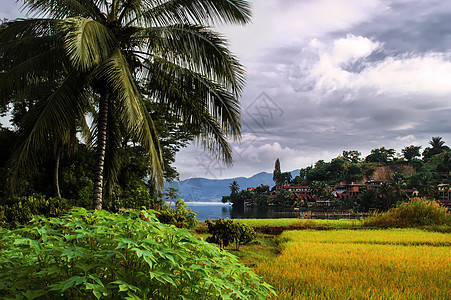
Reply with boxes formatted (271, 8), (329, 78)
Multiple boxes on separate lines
(156, 199), (198, 229)
(0, 194), (71, 226)
(363, 198), (451, 229)
(206, 218), (256, 250)
(0, 208), (273, 299)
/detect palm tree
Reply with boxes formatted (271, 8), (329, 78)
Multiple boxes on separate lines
(229, 180), (240, 196)
(430, 137), (446, 150)
(389, 171), (407, 204)
(0, 0), (251, 210)
(423, 137), (450, 161)
(401, 145), (421, 162)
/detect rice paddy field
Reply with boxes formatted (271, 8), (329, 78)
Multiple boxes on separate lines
(235, 218), (358, 228)
(252, 229), (450, 299)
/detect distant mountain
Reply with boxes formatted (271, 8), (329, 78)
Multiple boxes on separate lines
(166, 170), (300, 202)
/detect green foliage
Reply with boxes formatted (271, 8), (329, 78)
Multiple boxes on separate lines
(402, 145), (422, 161)
(422, 136), (450, 161)
(156, 199), (198, 229)
(0, 194), (71, 226)
(364, 198), (451, 229)
(113, 185), (158, 210)
(357, 188), (378, 212)
(0, 208), (273, 299)
(223, 190), (253, 207)
(365, 147), (396, 163)
(206, 218), (257, 250)
(229, 180), (240, 195)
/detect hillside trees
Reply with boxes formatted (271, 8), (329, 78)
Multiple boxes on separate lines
(402, 145), (422, 162)
(365, 147), (396, 163)
(0, 0), (251, 210)
(422, 137), (450, 161)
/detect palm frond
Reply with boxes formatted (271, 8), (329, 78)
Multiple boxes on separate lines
(10, 71), (89, 190)
(125, 0), (251, 27)
(22, 0), (106, 21)
(144, 57), (240, 164)
(59, 17), (117, 71)
(135, 24), (245, 96)
(92, 48), (163, 191)
(0, 18), (67, 106)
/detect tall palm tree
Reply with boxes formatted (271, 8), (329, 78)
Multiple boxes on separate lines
(423, 137), (450, 161)
(229, 180), (239, 195)
(0, 0), (251, 210)
(430, 137), (446, 150)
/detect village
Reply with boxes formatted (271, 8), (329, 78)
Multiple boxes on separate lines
(224, 153), (451, 211)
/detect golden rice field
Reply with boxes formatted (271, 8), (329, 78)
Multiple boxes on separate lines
(254, 229), (451, 299)
(235, 218), (358, 228)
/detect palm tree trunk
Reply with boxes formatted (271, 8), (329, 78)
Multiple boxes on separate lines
(93, 91), (109, 210)
(54, 146), (61, 198)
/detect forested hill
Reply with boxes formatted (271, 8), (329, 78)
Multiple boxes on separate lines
(166, 170), (300, 202)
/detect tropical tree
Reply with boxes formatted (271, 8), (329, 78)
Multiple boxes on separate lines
(423, 137), (450, 161)
(229, 180), (240, 196)
(273, 158), (281, 185)
(377, 182), (394, 210)
(389, 171), (407, 204)
(0, 0), (251, 210)
(342, 150), (361, 164)
(310, 181), (332, 201)
(365, 147), (396, 164)
(165, 187), (180, 208)
(402, 145), (421, 162)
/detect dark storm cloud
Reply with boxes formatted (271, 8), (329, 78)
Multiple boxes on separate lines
(345, 0), (451, 53)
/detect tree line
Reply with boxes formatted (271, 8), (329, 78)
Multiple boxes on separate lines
(224, 137), (451, 212)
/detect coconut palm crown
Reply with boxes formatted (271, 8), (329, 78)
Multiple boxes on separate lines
(0, 0), (251, 209)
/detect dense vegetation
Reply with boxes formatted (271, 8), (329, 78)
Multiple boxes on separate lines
(363, 197), (451, 230)
(0, 2), (273, 298)
(0, 0), (250, 210)
(0, 208), (273, 299)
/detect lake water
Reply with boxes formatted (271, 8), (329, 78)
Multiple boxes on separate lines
(183, 202), (300, 221)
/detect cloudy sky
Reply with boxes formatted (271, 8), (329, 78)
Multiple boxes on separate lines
(3, 0), (451, 181)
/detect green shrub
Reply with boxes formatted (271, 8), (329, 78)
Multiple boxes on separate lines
(112, 185), (159, 210)
(363, 198), (451, 229)
(206, 218), (257, 250)
(156, 199), (198, 229)
(0, 208), (273, 299)
(0, 194), (71, 226)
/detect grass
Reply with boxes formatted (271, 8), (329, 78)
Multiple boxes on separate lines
(247, 229), (451, 299)
(364, 198), (451, 231)
(235, 218), (359, 228)
(194, 200), (451, 299)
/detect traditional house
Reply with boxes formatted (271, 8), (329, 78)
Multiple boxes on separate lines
(437, 184), (451, 206)
(366, 180), (387, 187)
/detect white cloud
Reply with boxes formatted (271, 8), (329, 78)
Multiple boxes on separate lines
(218, 0), (384, 59)
(290, 36), (451, 102)
(396, 135), (417, 143)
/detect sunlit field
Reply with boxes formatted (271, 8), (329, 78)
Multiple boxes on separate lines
(235, 218), (358, 228)
(254, 229), (451, 299)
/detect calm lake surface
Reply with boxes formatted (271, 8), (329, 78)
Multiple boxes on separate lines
(183, 202), (300, 221)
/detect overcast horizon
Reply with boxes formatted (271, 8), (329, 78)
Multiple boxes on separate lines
(3, 0), (451, 181)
